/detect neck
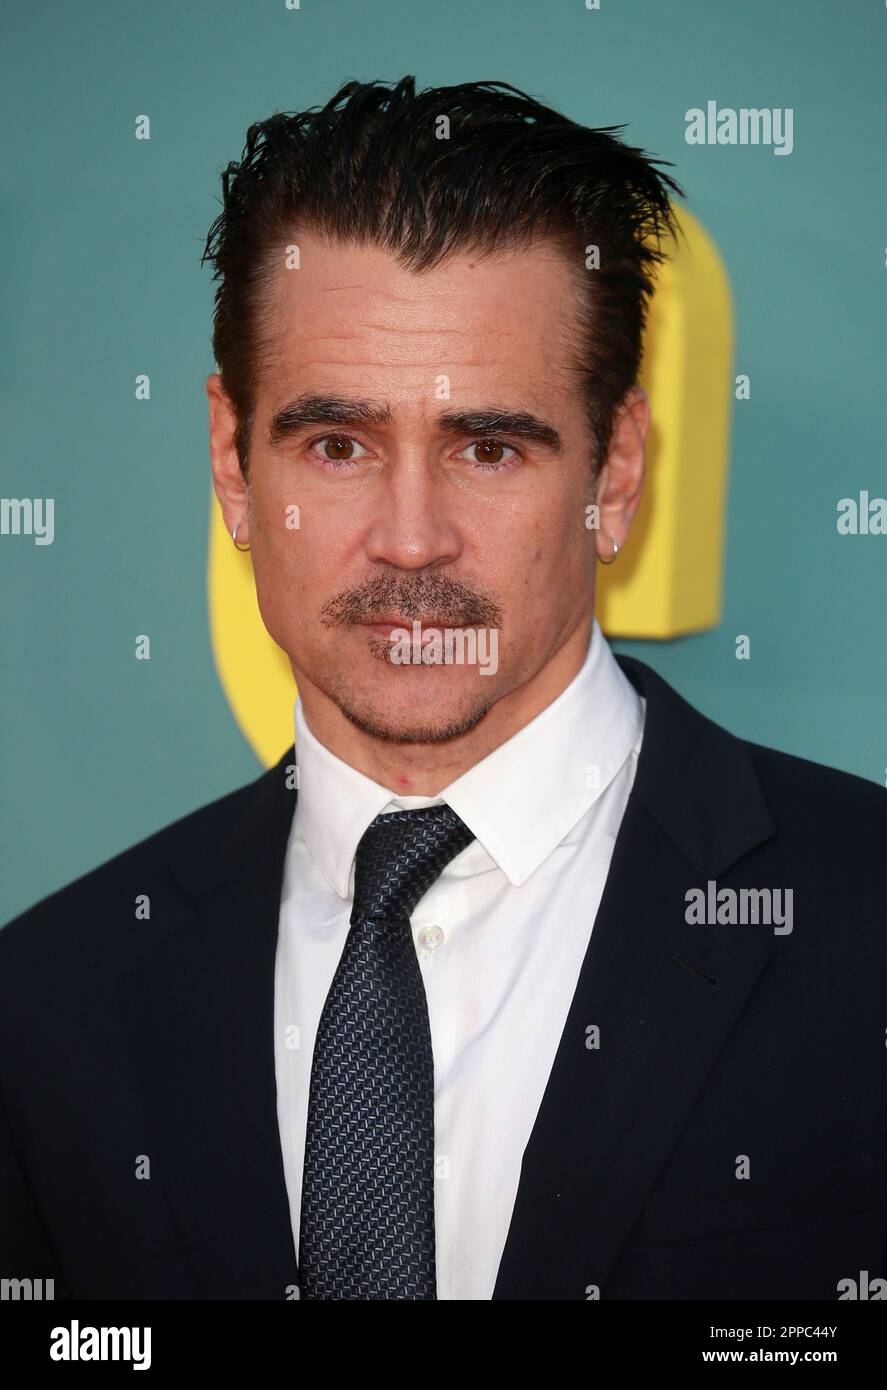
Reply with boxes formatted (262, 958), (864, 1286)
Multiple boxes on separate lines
(293, 615), (595, 796)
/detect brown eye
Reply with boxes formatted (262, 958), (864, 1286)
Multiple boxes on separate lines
(323, 434), (355, 460)
(474, 439), (505, 465)
(460, 438), (518, 470)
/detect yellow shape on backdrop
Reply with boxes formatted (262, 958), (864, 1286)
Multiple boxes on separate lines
(207, 203), (734, 766)
(595, 205), (734, 637)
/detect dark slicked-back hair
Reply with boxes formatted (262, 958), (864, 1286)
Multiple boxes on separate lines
(201, 76), (684, 477)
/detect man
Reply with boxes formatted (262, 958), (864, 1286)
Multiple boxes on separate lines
(1, 76), (885, 1302)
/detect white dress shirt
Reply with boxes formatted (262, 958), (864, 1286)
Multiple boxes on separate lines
(274, 617), (646, 1300)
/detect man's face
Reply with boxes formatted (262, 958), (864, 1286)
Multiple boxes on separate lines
(211, 230), (632, 744)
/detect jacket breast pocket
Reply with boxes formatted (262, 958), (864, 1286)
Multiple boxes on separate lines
(639, 1153), (874, 1246)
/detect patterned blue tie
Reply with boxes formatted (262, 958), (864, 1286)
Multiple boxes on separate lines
(298, 804), (475, 1300)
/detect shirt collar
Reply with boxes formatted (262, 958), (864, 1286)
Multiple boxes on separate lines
(292, 617), (643, 896)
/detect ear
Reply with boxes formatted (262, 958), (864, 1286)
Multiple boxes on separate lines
(207, 373), (250, 543)
(594, 385), (649, 561)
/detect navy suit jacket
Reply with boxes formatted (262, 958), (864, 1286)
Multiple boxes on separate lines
(2, 655), (885, 1300)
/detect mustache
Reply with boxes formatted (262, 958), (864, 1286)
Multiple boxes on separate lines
(320, 573), (503, 629)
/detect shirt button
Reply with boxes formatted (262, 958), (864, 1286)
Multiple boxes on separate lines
(417, 924), (445, 955)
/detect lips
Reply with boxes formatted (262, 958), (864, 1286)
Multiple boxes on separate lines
(359, 616), (451, 633)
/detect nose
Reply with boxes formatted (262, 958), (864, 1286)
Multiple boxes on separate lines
(363, 454), (463, 571)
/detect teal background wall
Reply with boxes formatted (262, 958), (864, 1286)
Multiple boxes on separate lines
(2, 0), (884, 923)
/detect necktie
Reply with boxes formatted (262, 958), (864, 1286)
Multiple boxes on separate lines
(298, 804), (476, 1300)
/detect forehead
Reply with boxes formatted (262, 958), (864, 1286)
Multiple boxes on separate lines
(255, 229), (584, 404)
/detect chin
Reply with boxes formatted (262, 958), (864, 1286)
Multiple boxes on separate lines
(330, 680), (498, 746)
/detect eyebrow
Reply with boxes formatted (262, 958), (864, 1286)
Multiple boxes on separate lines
(268, 393), (563, 454)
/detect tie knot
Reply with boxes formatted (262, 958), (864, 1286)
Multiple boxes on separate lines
(352, 804), (475, 925)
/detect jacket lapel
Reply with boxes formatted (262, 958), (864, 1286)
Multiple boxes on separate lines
(492, 655), (778, 1299)
(119, 753), (300, 1298)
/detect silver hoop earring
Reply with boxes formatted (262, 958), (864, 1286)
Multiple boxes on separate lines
(232, 523), (250, 552)
(598, 537), (619, 565)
